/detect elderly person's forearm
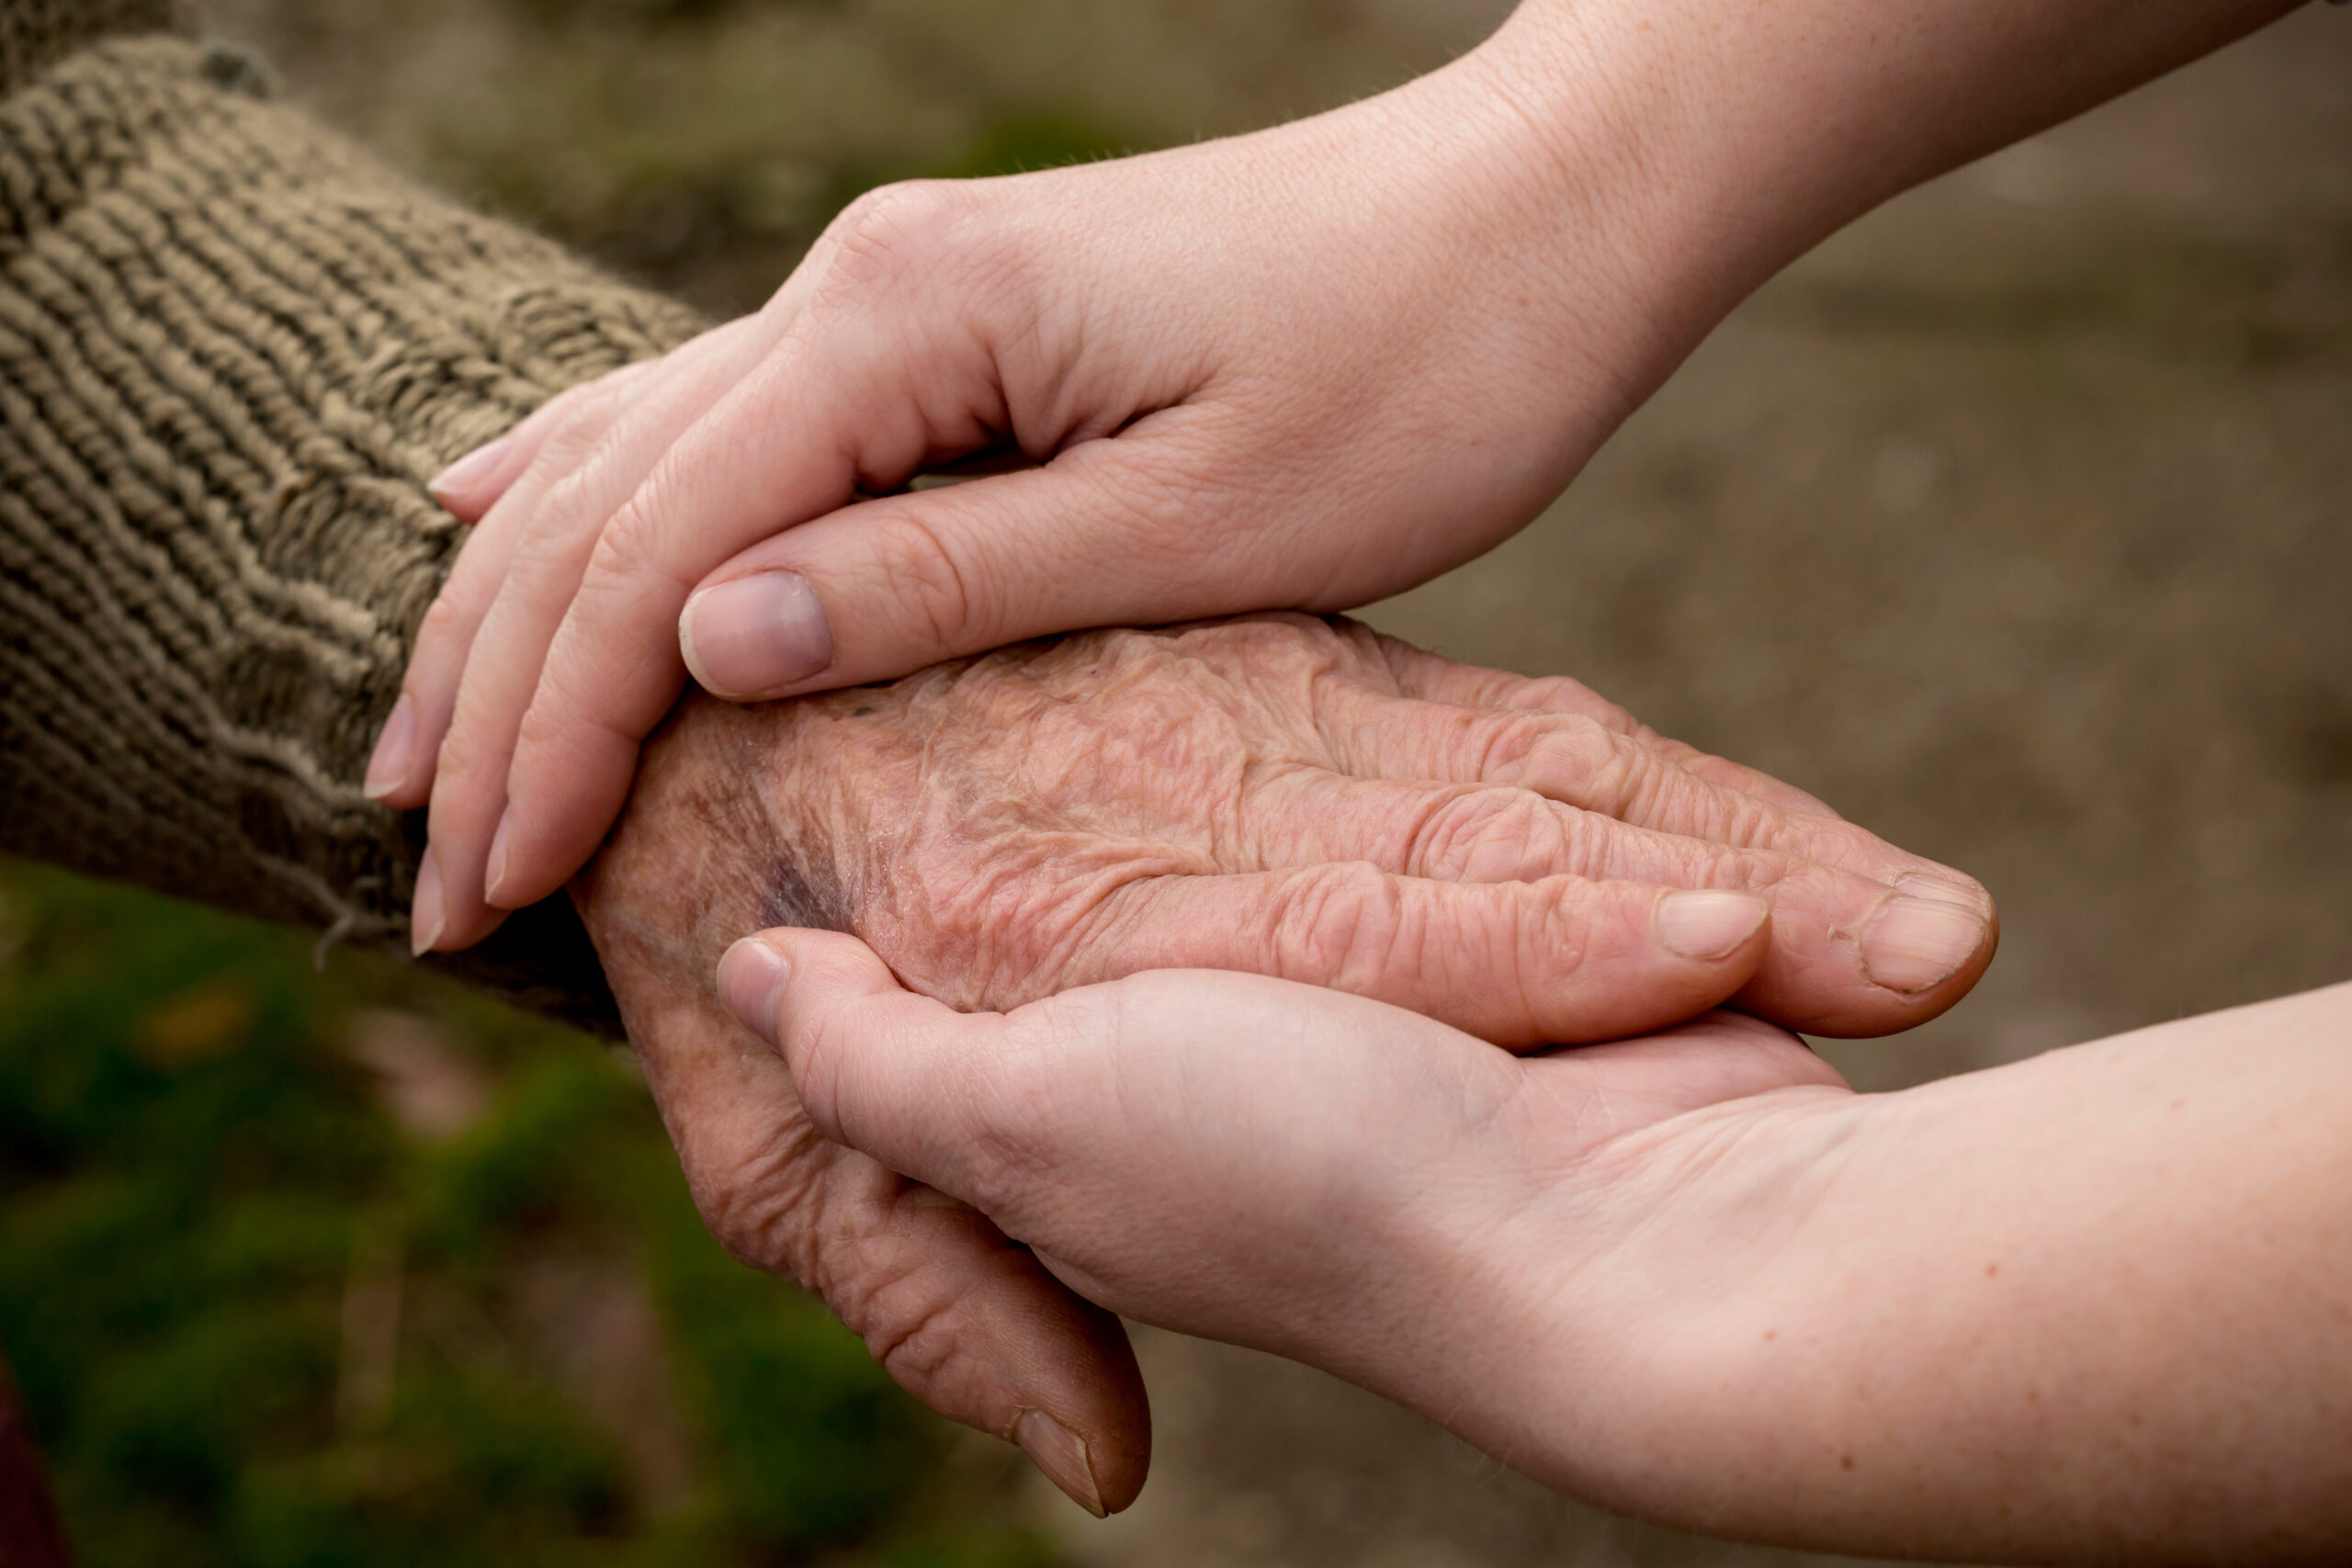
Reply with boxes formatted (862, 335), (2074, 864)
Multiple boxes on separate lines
(0, 5), (702, 1024)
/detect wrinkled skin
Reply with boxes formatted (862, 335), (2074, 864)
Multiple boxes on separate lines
(571, 614), (1993, 1512)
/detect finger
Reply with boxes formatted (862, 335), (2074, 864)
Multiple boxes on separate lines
(1232, 769), (1791, 886)
(1303, 698), (1996, 1030)
(368, 369), (649, 811)
(637, 937), (1151, 1514)
(427, 356), (666, 523)
(732, 929), (1566, 1364)
(1228, 770), (1987, 1033)
(1521, 1010), (1850, 1132)
(481, 263), (1046, 911)
(719, 931), (1021, 1200)
(1325, 687), (1982, 897)
(413, 318), (787, 947)
(369, 324), (769, 810)
(1062, 865), (1770, 1048)
(1370, 636), (1843, 818)
(493, 407), (1239, 911)
(668, 428), (1247, 703)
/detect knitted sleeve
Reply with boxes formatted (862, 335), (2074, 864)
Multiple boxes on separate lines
(0, 29), (707, 1032)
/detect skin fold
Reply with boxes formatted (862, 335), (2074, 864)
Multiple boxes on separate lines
(571, 613), (1994, 1512)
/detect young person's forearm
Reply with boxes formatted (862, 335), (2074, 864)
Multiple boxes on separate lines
(1528, 983), (2352, 1562)
(1446, 0), (2309, 420)
(1526, 0), (2302, 221)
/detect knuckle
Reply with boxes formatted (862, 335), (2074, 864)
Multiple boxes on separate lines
(815, 179), (976, 300)
(531, 397), (624, 478)
(855, 1273), (972, 1391)
(502, 488), (607, 588)
(868, 512), (985, 649)
(527, 378), (601, 435)
(537, 633), (643, 748)
(1498, 716), (1649, 815)
(527, 460), (612, 547)
(428, 714), (493, 788)
(1541, 878), (1604, 967)
(510, 681), (613, 762)
(1411, 787), (1573, 882)
(1273, 862), (1409, 989)
(1520, 674), (1631, 725)
(511, 695), (566, 757)
(582, 490), (693, 602)
(681, 1132), (828, 1281)
(788, 1001), (854, 1127)
(530, 455), (597, 522)
(1703, 790), (1789, 854)
(416, 586), (469, 645)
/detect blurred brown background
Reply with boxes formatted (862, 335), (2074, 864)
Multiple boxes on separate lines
(201, 1), (2352, 1562)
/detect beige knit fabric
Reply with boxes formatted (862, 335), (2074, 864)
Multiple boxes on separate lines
(0, 27), (706, 1030)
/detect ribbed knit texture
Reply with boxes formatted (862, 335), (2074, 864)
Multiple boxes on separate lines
(0, 28), (707, 1031)
(0, 0), (180, 97)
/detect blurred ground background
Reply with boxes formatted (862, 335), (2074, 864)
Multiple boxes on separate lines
(5, 0), (2347, 1563)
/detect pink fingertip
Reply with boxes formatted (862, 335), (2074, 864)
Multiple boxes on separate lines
(483, 810), (514, 908)
(364, 695), (415, 802)
(410, 849), (447, 957)
(428, 436), (515, 517)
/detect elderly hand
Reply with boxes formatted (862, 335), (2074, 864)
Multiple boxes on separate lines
(570, 614), (1992, 1512)
(366, 0), (1726, 944)
(369, 0), (2299, 962)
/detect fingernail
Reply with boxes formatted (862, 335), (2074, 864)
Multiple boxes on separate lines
(718, 937), (792, 1046)
(680, 571), (834, 697)
(1896, 871), (1990, 910)
(1656, 890), (1770, 961)
(1859, 893), (1988, 994)
(410, 848), (446, 957)
(364, 696), (415, 802)
(427, 436), (513, 505)
(484, 811), (513, 907)
(1015, 1409), (1106, 1518)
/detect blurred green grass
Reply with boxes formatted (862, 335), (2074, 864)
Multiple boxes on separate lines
(0, 859), (1051, 1567)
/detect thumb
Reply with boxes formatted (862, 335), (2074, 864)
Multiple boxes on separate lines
(679, 433), (1260, 699)
(718, 929), (1032, 1199)
(693, 931), (1150, 1513)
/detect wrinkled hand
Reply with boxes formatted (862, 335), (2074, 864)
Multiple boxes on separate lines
(367, 3), (1736, 949)
(570, 615), (1992, 1511)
